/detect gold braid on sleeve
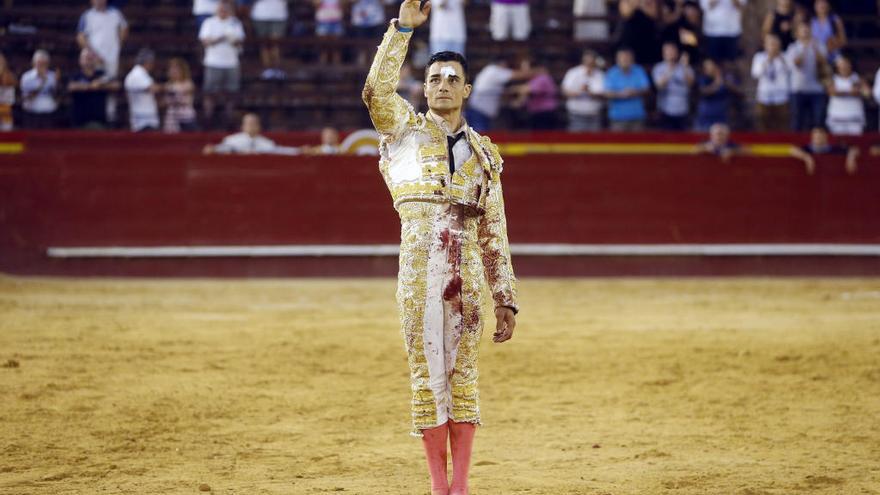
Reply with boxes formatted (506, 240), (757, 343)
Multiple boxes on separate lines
(478, 170), (519, 314)
(362, 22), (418, 141)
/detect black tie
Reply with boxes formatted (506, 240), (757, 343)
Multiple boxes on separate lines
(447, 132), (466, 173)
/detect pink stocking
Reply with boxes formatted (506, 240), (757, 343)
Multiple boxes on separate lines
(421, 422), (450, 495)
(449, 420), (476, 495)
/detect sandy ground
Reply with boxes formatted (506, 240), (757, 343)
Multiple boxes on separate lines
(1, 275), (879, 495)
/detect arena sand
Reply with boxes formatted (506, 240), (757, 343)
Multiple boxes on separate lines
(1, 276), (878, 495)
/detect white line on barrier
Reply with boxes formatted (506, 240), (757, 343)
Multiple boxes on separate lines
(45, 244), (880, 258)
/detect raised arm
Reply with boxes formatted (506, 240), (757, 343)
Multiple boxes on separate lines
(362, 0), (430, 140)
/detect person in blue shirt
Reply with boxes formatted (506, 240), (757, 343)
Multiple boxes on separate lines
(604, 47), (651, 131)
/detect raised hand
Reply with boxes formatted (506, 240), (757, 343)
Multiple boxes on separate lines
(398, 0), (431, 29)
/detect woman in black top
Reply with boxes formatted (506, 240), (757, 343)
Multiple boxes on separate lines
(762, 0), (802, 50)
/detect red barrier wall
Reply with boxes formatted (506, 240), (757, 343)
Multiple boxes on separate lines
(2, 132), (879, 276)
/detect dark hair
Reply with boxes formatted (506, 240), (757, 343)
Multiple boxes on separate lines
(425, 51), (469, 83)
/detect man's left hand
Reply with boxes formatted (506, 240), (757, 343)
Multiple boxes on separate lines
(493, 307), (516, 343)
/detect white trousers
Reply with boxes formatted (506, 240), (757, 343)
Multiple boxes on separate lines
(490, 3), (531, 41)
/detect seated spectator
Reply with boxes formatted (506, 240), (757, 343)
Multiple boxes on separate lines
(697, 122), (741, 162)
(616, 0), (661, 67)
(789, 126), (859, 175)
(203, 113), (298, 154)
(874, 65), (880, 130)
(68, 48), (118, 129)
(0, 52), (17, 131)
(825, 55), (870, 136)
(20, 50), (59, 129)
(199, 0), (245, 129)
(561, 50), (605, 132)
(302, 127), (342, 155)
(124, 48), (160, 132)
(512, 64), (559, 130)
(467, 57), (531, 132)
(573, 0), (609, 42)
(652, 42), (694, 131)
(604, 48), (650, 131)
(695, 58), (736, 131)
(314, 0), (344, 65)
(762, 0), (798, 50)
(193, 0), (221, 30)
(430, 0), (467, 56)
(163, 58), (197, 133)
(76, 0), (128, 80)
(751, 33), (791, 131)
(810, 0), (846, 61)
(352, 0), (387, 65)
(490, 0), (531, 41)
(786, 22), (830, 130)
(251, 0), (289, 80)
(700, 0), (746, 64)
(660, 0), (702, 64)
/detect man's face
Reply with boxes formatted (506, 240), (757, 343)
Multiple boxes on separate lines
(662, 44), (678, 62)
(796, 23), (811, 41)
(79, 50), (97, 71)
(34, 56), (49, 72)
(321, 127), (339, 146)
(616, 50), (633, 70)
(764, 35), (781, 55)
(710, 124), (729, 145)
(582, 52), (595, 68)
(92, 0), (107, 10)
(217, 2), (231, 18)
(424, 61), (472, 114)
(242, 115), (261, 136)
(810, 128), (829, 147)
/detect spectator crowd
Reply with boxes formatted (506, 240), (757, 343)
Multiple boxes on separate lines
(1, 0), (879, 137)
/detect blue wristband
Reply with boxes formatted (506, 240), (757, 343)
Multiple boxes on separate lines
(396, 24), (413, 33)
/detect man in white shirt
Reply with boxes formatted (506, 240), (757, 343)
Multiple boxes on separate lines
(466, 58), (531, 131)
(700, 0), (746, 63)
(786, 22), (829, 131)
(203, 113), (298, 154)
(751, 33), (791, 131)
(430, 0), (467, 56)
(873, 66), (880, 131)
(76, 0), (128, 79)
(20, 50), (59, 129)
(124, 48), (160, 132)
(199, 0), (245, 128)
(561, 49), (605, 131)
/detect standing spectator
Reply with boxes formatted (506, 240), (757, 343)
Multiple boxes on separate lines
(490, 0), (531, 41)
(700, 0), (746, 64)
(762, 0), (798, 50)
(314, 0), (344, 65)
(124, 48), (160, 132)
(429, 0), (467, 55)
(573, 0), (609, 42)
(199, 0), (245, 128)
(352, 0), (387, 65)
(809, 0), (846, 61)
(68, 48), (118, 129)
(786, 22), (829, 130)
(695, 58), (736, 130)
(616, 0), (661, 67)
(825, 55), (869, 136)
(163, 58), (197, 133)
(251, 0), (289, 80)
(512, 65), (559, 130)
(561, 50), (605, 131)
(789, 126), (859, 175)
(0, 53), (17, 131)
(76, 0), (128, 79)
(660, 0), (702, 64)
(194, 0), (221, 30)
(467, 58), (532, 132)
(751, 33), (791, 131)
(20, 50), (59, 129)
(604, 47), (651, 131)
(652, 42), (694, 130)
